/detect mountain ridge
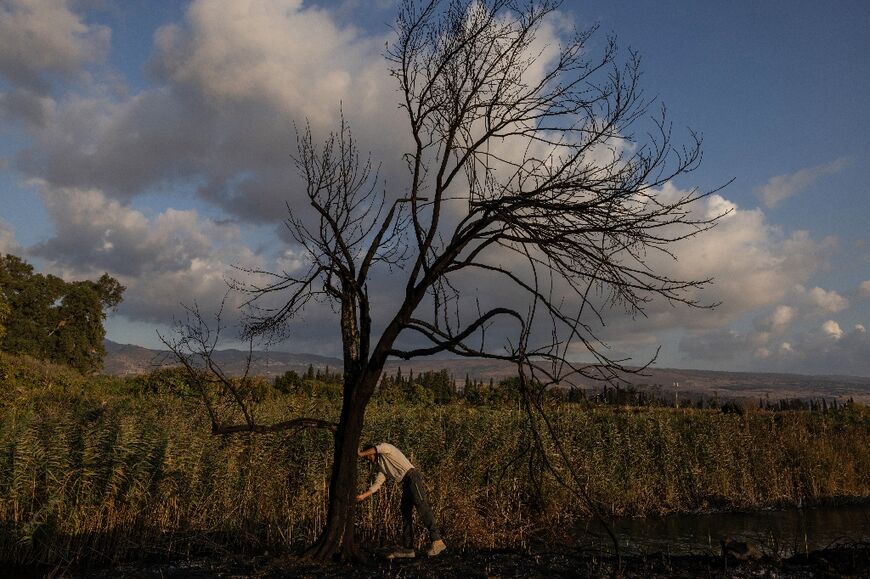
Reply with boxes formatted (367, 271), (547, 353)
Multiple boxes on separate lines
(103, 340), (870, 403)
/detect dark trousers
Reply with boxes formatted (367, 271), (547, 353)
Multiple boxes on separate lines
(400, 468), (441, 548)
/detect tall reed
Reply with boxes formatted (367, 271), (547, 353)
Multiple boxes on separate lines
(0, 353), (868, 567)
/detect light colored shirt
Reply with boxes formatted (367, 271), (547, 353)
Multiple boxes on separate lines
(366, 442), (415, 495)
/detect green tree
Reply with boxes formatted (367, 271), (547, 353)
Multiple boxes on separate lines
(274, 369), (303, 393)
(51, 274), (124, 374)
(0, 254), (124, 373)
(0, 254), (62, 359)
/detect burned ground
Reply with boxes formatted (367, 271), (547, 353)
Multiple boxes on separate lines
(49, 541), (870, 578)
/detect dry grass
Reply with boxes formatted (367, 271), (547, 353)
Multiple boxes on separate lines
(0, 352), (868, 568)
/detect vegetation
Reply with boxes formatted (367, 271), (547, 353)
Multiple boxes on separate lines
(0, 254), (124, 374)
(1, 352), (868, 569)
(0, 293), (9, 344)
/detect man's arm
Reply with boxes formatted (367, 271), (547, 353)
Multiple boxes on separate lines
(356, 472), (386, 502)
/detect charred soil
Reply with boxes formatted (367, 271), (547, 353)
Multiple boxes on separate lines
(50, 541), (870, 578)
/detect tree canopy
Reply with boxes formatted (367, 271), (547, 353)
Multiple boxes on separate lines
(0, 254), (124, 374)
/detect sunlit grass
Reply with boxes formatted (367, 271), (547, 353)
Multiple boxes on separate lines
(1, 351), (868, 567)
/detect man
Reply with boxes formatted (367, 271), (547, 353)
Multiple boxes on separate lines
(357, 442), (447, 558)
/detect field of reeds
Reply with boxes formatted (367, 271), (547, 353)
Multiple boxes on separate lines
(1, 351), (869, 570)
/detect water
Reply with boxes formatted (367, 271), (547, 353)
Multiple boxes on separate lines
(578, 504), (870, 556)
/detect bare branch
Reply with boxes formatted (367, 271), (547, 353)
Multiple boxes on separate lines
(159, 300), (336, 437)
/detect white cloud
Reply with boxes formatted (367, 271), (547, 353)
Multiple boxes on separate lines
(641, 190), (828, 330)
(153, 0), (392, 130)
(821, 320), (843, 340)
(0, 0), (110, 91)
(757, 305), (796, 334)
(763, 322), (870, 376)
(2, 0), (586, 355)
(459, 182), (831, 362)
(704, 194), (737, 220)
(11, 0), (412, 223)
(805, 286), (849, 314)
(757, 157), (850, 209)
(17, 88), (218, 200)
(679, 276), (868, 371)
(28, 183), (261, 324)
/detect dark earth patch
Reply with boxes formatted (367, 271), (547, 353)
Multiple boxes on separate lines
(22, 541), (866, 578)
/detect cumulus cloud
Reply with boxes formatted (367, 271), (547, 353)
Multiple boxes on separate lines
(2, 0), (580, 354)
(9, 0), (410, 224)
(411, 176), (835, 369)
(0, 0), (110, 91)
(683, 315), (870, 376)
(623, 187), (828, 333)
(679, 276), (866, 369)
(766, 322), (870, 376)
(152, 0), (409, 216)
(427, 181), (831, 364)
(821, 319), (843, 340)
(802, 285), (849, 314)
(682, 304), (800, 365)
(756, 305), (796, 334)
(28, 183), (262, 324)
(17, 89), (218, 199)
(153, 0), (381, 127)
(757, 157), (850, 209)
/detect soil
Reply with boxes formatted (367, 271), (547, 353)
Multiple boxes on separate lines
(56, 541), (870, 578)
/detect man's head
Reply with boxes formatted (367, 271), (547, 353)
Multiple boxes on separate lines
(358, 444), (377, 463)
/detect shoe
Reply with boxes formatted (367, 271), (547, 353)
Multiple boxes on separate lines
(426, 539), (447, 557)
(387, 548), (416, 559)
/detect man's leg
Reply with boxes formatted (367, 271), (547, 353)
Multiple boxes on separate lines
(400, 475), (415, 549)
(406, 469), (441, 542)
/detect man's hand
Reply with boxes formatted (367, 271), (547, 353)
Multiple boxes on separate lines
(356, 491), (370, 502)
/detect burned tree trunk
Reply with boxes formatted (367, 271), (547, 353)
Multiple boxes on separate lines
(305, 373), (377, 561)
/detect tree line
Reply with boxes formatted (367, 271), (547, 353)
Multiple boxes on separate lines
(271, 366), (864, 418)
(0, 254), (124, 374)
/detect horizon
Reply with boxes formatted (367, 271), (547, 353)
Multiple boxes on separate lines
(104, 337), (870, 382)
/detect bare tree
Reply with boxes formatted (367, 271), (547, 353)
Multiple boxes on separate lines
(171, 0), (725, 561)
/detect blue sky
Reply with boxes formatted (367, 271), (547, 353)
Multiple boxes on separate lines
(1, 0), (868, 376)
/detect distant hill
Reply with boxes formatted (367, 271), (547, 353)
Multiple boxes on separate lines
(103, 340), (343, 378)
(104, 340), (870, 403)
